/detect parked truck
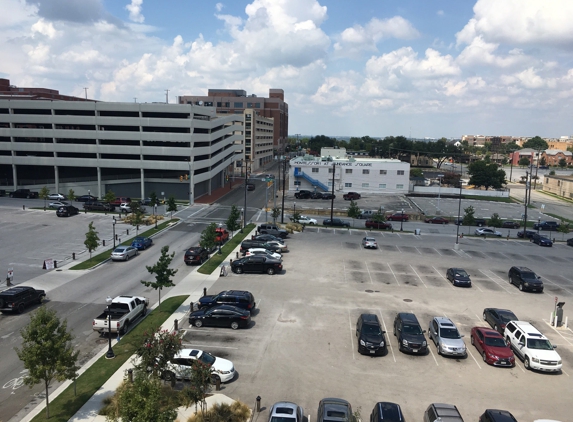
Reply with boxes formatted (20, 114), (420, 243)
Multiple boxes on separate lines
(92, 295), (149, 335)
(9, 189), (39, 199)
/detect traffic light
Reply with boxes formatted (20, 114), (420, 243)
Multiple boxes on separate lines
(179, 175), (183, 182)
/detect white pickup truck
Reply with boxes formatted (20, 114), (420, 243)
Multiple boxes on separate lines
(504, 320), (562, 372)
(92, 295), (149, 335)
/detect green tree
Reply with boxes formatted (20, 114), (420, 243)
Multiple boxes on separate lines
(133, 326), (183, 379)
(225, 205), (242, 236)
(166, 195), (177, 219)
(67, 188), (75, 203)
(488, 213), (503, 228)
(39, 186), (50, 210)
(539, 156), (547, 167)
(557, 223), (570, 240)
(149, 191), (159, 228)
(463, 206), (476, 234)
(270, 207), (281, 225)
(181, 360), (214, 416)
(522, 136), (548, 151)
(467, 161), (506, 190)
(347, 200), (361, 226)
(518, 156), (530, 167)
(84, 221), (100, 258)
(15, 307), (79, 419)
(104, 189), (116, 205)
(200, 223), (218, 252)
(141, 246), (177, 306)
(290, 209), (302, 223)
(410, 168), (423, 177)
(558, 158), (567, 168)
(129, 201), (146, 235)
(442, 172), (461, 188)
(371, 210), (386, 223)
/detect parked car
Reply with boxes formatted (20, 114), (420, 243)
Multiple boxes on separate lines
(110, 196), (131, 206)
(184, 247), (209, 265)
(189, 304), (251, 329)
(343, 192), (361, 200)
(119, 203), (132, 213)
(425, 216), (449, 224)
(475, 228), (502, 237)
(56, 205), (79, 217)
(446, 268), (472, 287)
(531, 233), (553, 246)
(76, 194), (98, 202)
(92, 295), (148, 335)
(365, 220), (392, 230)
(110, 246), (138, 261)
(10, 189), (39, 198)
(253, 234), (285, 244)
(231, 255), (283, 275)
(517, 229), (536, 239)
(49, 201), (68, 209)
(568, 237), (573, 247)
(508, 266), (543, 292)
(386, 213), (409, 222)
(370, 402), (405, 422)
(240, 240), (283, 254)
(163, 349), (235, 384)
(393, 312), (427, 354)
(294, 190), (312, 199)
(296, 215), (318, 225)
(501, 221), (520, 229)
(262, 240), (288, 252)
(454, 217), (485, 226)
(131, 236), (153, 250)
(428, 317), (466, 357)
(47, 193), (66, 200)
(323, 218), (350, 227)
(321, 193), (336, 200)
(317, 398), (353, 422)
(533, 221), (560, 231)
(504, 320), (562, 372)
(310, 192), (323, 199)
(423, 403), (464, 422)
(479, 409), (518, 422)
(269, 402), (304, 422)
(0, 286), (46, 314)
(361, 237), (378, 249)
(83, 201), (115, 211)
(483, 308), (518, 334)
(245, 249), (282, 260)
(470, 327), (515, 367)
(356, 313), (387, 355)
(246, 182), (256, 191)
(257, 224), (288, 238)
(197, 290), (255, 311)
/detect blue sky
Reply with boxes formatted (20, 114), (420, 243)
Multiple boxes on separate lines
(2, 0), (573, 139)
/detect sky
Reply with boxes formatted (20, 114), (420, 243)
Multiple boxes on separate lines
(2, 0), (573, 139)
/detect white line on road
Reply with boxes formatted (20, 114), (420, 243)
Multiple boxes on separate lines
(378, 312), (396, 363)
(431, 265), (454, 289)
(348, 312), (356, 361)
(387, 263), (399, 286)
(479, 269), (512, 294)
(428, 345), (439, 366)
(183, 344), (238, 350)
(365, 261), (373, 284)
(467, 348), (482, 369)
(410, 265), (428, 288)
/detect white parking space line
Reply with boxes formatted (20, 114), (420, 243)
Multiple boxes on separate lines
(378, 312), (396, 363)
(414, 247), (423, 255)
(343, 260), (347, 284)
(183, 344), (238, 350)
(428, 346), (439, 366)
(387, 263), (400, 286)
(542, 319), (573, 347)
(538, 274), (573, 296)
(466, 348), (482, 369)
(434, 248), (443, 256)
(431, 265), (455, 290)
(365, 262), (374, 284)
(409, 265), (428, 288)
(514, 360), (526, 373)
(396, 245), (402, 253)
(479, 270), (513, 294)
(348, 312), (356, 361)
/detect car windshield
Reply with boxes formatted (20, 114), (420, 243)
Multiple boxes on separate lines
(454, 270), (469, 277)
(498, 312), (516, 323)
(134, 237), (144, 242)
(362, 324), (382, 336)
(521, 272), (538, 280)
(271, 417), (296, 422)
(440, 327), (461, 339)
(113, 247), (125, 252)
(484, 336), (507, 347)
(365, 238), (376, 242)
(527, 338), (554, 350)
(198, 352), (216, 366)
(403, 324), (423, 335)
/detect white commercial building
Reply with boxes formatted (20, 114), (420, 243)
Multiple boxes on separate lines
(0, 100), (244, 201)
(289, 147), (410, 194)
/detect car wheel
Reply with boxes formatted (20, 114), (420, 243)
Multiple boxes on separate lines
(509, 276), (513, 285)
(162, 371), (176, 387)
(519, 283), (524, 291)
(235, 267), (243, 274)
(437, 344), (442, 355)
(211, 374), (221, 385)
(524, 356), (531, 370)
(126, 254), (130, 261)
(17, 303), (25, 314)
(483, 312), (487, 321)
(194, 320), (203, 328)
(0, 299), (4, 308)
(267, 267), (275, 275)
(122, 320), (130, 334)
(231, 321), (239, 330)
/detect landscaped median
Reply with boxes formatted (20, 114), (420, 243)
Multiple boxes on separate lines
(70, 219), (179, 270)
(30, 295), (188, 422)
(197, 224), (256, 275)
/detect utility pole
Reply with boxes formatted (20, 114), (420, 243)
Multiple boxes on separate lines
(281, 158), (287, 223)
(330, 163), (336, 221)
(165, 89), (170, 104)
(83, 87), (88, 99)
(522, 170), (529, 237)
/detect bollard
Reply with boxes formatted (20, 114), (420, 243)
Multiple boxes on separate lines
(128, 368), (133, 383)
(174, 319), (179, 331)
(23, 205), (25, 211)
(215, 377), (221, 391)
(72, 252), (76, 260)
(103, 239), (106, 247)
(85, 208), (87, 214)
(127, 229), (129, 235)
(230, 259), (233, 265)
(115, 234), (118, 241)
(203, 287), (207, 297)
(54, 260), (58, 269)
(256, 396), (261, 412)
(6, 277), (12, 286)
(236, 251), (239, 259)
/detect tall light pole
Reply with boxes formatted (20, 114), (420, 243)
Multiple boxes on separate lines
(455, 156), (463, 248)
(112, 219), (116, 248)
(243, 160), (249, 230)
(330, 163), (336, 222)
(105, 296), (115, 359)
(281, 157), (287, 223)
(437, 174), (444, 213)
(400, 208), (404, 231)
(293, 201), (296, 218)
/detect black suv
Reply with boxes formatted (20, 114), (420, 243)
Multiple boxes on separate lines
(257, 224), (288, 238)
(0, 286), (46, 314)
(83, 202), (115, 211)
(317, 398), (354, 422)
(370, 402), (405, 422)
(240, 240), (282, 254)
(393, 312), (427, 354)
(479, 409), (517, 422)
(56, 205), (79, 217)
(508, 266), (543, 292)
(184, 247), (209, 265)
(356, 314), (387, 355)
(424, 403), (464, 422)
(533, 220), (560, 231)
(197, 290), (255, 311)
(294, 190), (312, 199)
(323, 218), (350, 227)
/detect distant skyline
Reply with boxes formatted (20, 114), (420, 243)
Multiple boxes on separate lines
(2, 0), (573, 138)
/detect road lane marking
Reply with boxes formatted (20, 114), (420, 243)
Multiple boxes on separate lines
(348, 312), (355, 361)
(467, 348), (482, 369)
(378, 312), (396, 363)
(387, 263), (400, 286)
(365, 262), (373, 284)
(410, 265), (428, 288)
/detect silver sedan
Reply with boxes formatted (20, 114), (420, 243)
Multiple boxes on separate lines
(111, 246), (138, 261)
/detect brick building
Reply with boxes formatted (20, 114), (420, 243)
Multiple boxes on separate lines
(543, 175), (573, 199)
(0, 78), (92, 102)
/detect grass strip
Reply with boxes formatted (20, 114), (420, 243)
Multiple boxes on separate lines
(462, 195), (518, 203)
(544, 213), (573, 225)
(70, 219), (179, 270)
(197, 224), (256, 275)
(30, 295), (188, 422)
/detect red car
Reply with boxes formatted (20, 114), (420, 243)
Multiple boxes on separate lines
(387, 213), (409, 222)
(425, 216), (449, 224)
(365, 220), (392, 230)
(470, 327), (515, 367)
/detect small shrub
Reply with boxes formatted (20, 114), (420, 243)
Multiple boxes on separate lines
(187, 401), (251, 422)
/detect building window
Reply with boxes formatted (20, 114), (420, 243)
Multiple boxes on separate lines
(380, 170), (387, 175)
(379, 184), (386, 189)
(345, 183), (352, 187)
(328, 168), (333, 173)
(396, 184), (404, 189)
(312, 168), (319, 173)
(294, 180), (301, 186)
(362, 183), (369, 188)
(397, 170), (405, 175)
(234, 102), (243, 108)
(328, 181), (332, 187)
(345, 169), (352, 174)
(362, 169), (369, 175)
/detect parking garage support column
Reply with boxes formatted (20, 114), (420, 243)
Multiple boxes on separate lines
(97, 167), (102, 199)
(12, 164), (17, 190)
(140, 169), (145, 199)
(54, 166), (59, 193)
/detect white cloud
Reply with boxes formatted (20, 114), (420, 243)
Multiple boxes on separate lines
(31, 19), (58, 39)
(456, 36), (528, 68)
(125, 0), (144, 23)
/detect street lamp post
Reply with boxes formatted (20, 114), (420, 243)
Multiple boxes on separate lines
(240, 208), (244, 233)
(537, 217), (541, 233)
(455, 156), (463, 248)
(437, 174), (444, 213)
(400, 208), (404, 231)
(293, 201), (296, 219)
(105, 296), (115, 359)
(112, 219), (116, 249)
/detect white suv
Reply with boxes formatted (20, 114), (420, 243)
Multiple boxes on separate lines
(504, 321), (562, 372)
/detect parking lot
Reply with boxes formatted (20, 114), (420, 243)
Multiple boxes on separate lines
(180, 229), (573, 422)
